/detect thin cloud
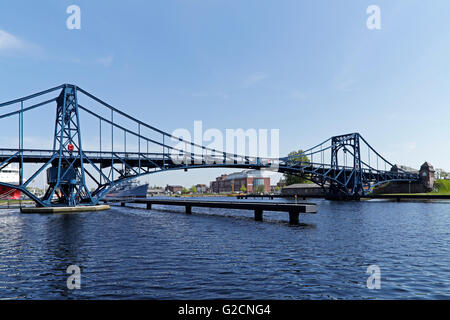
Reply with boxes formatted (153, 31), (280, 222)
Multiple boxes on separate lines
(242, 72), (268, 88)
(0, 29), (25, 51)
(97, 55), (114, 67)
(0, 29), (43, 58)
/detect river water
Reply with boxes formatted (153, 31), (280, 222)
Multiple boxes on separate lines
(0, 197), (449, 299)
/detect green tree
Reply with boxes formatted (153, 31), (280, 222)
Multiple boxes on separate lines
(189, 186), (197, 194)
(240, 185), (247, 193)
(182, 187), (188, 194)
(254, 185), (265, 194)
(283, 149), (311, 186)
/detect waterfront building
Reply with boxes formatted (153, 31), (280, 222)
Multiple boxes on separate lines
(281, 183), (327, 197)
(195, 184), (208, 193)
(419, 162), (436, 190)
(391, 164), (419, 174)
(210, 170), (271, 193)
(147, 187), (165, 196)
(165, 185), (184, 194)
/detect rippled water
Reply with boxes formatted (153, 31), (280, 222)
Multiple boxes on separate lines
(1, 197), (450, 299)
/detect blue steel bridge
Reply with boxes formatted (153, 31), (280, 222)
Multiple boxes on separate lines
(0, 84), (418, 207)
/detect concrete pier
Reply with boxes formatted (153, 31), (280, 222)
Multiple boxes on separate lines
(289, 211), (299, 225)
(21, 204), (110, 214)
(254, 209), (263, 222)
(109, 198), (317, 225)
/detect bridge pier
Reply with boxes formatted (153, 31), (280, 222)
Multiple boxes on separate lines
(121, 202), (126, 207)
(147, 203), (152, 210)
(289, 211), (299, 225)
(185, 206), (192, 214)
(254, 209), (263, 222)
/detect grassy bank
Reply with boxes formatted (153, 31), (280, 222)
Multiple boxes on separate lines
(431, 179), (450, 194)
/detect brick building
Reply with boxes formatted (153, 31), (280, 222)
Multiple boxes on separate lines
(210, 170), (271, 193)
(419, 162), (436, 191)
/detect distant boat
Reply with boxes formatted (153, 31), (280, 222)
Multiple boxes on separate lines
(105, 179), (149, 198)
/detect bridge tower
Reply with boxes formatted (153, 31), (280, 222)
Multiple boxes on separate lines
(329, 133), (363, 199)
(41, 84), (93, 206)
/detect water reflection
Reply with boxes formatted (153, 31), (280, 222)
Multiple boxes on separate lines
(43, 214), (87, 298)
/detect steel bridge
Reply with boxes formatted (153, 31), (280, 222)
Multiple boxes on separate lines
(0, 84), (419, 206)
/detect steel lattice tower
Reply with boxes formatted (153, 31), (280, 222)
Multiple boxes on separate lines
(41, 85), (93, 206)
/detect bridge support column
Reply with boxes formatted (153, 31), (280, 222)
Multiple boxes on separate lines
(254, 209), (263, 222)
(289, 211), (299, 225)
(147, 203), (152, 210)
(185, 206), (192, 214)
(121, 202), (125, 207)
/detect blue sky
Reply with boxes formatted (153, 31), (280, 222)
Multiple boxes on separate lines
(1, 0), (450, 187)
